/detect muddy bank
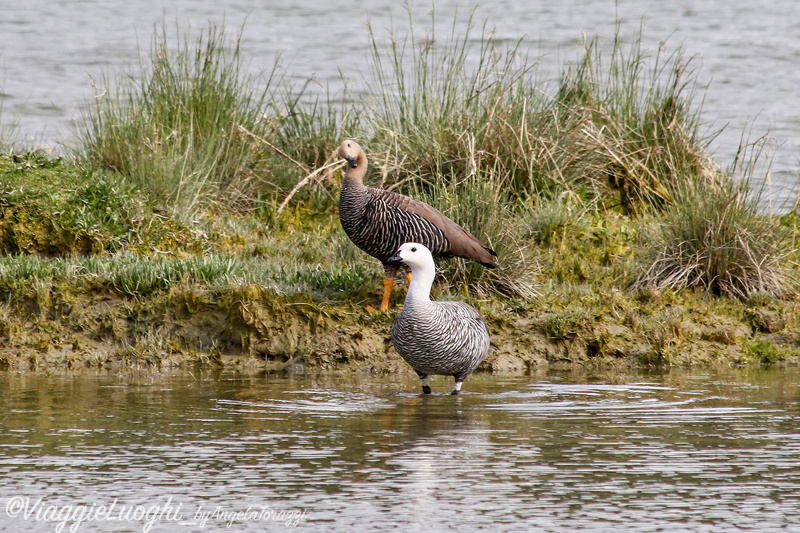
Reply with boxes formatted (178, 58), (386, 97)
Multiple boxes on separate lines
(1, 283), (799, 374)
(1, 154), (799, 376)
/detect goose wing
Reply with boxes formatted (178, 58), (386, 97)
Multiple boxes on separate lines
(371, 188), (498, 268)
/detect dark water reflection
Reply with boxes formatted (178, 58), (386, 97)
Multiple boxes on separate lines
(0, 368), (799, 531)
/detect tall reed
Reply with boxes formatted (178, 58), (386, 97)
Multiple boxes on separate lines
(562, 31), (714, 211)
(357, 10), (714, 213)
(360, 9), (550, 200)
(78, 22), (275, 219)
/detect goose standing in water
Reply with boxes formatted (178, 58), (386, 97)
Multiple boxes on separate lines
(337, 140), (497, 311)
(389, 242), (492, 395)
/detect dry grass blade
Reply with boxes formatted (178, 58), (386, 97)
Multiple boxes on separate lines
(276, 157), (341, 214)
(236, 124), (308, 172)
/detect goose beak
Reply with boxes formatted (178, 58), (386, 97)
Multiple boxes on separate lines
(345, 156), (358, 168)
(387, 251), (403, 265)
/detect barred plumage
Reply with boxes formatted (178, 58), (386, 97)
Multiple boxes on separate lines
(389, 243), (492, 395)
(338, 140), (497, 311)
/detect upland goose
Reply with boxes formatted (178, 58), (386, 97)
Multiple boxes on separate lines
(389, 242), (492, 395)
(338, 140), (497, 311)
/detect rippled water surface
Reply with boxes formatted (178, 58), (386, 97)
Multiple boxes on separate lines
(1, 368), (799, 531)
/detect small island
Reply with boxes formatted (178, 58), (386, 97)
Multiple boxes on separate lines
(0, 20), (798, 374)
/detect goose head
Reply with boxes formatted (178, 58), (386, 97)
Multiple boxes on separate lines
(388, 242), (435, 274)
(338, 139), (365, 169)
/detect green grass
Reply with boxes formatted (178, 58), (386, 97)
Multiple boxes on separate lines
(743, 338), (785, 365)
(0, 251), (378, 302)
(635, 170), (794, 299)
(0, 153), (159, 255)
(77, 22), (279, 220)
(0, 151), (381, 302)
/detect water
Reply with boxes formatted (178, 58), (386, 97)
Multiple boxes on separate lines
(1, 368), (799, 532)
(1, 0), (799, 207)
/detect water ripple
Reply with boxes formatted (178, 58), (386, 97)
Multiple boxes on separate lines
(1, 370), (800, 531)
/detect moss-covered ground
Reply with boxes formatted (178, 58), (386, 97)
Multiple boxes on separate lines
(1, 153), (799, 375)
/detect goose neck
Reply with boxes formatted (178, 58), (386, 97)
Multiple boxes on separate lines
(404, 267), (435, 307)
(343, 159), (367, 186)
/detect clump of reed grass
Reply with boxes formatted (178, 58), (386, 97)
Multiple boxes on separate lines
(78, 22), (276, 219)
(68, 13), (767, 305)
(634, 149), (794, 299)
(563, 31), (714, 212)
(240, 81), (360, 211)
(79, 20), (359, 220)
(360, 9), (551, 201)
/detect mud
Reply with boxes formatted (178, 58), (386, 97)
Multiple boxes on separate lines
(1, 283), (798, 375)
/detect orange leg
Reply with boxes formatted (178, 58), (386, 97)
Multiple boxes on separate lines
(379, 277), (394, 311)
(367, 275), (397, 313)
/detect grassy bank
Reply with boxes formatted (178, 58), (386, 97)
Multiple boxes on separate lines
(1, 16), (799, 372)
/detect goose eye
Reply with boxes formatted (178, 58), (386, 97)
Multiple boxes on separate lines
(411, 247), (417, 252)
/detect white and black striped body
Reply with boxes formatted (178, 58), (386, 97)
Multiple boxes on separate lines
(389, 242), (492, 394)
(392, 300), (491, 382)
(339, 180), (451, 270)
